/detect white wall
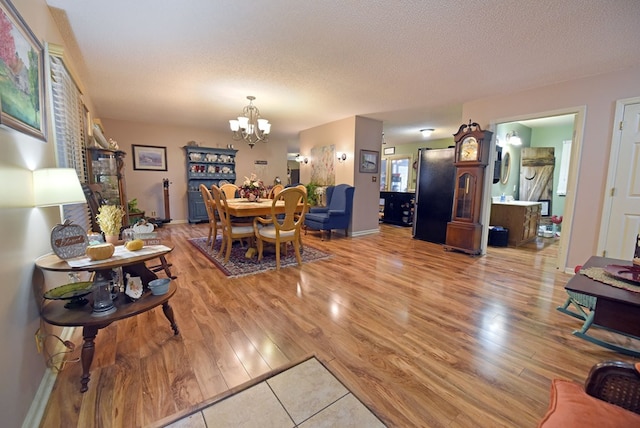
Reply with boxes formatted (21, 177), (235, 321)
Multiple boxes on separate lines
(463, 64), (640, 269)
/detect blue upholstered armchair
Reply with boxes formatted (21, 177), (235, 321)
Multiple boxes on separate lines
(304, 184), (354, 239)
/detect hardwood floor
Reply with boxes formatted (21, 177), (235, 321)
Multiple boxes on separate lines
(40, 224), (637, 427)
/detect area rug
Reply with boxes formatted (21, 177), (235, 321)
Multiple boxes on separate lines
(152, 355), (385, 428)
(188, 236), (331, 277)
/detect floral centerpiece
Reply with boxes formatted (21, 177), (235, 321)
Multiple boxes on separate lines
(240, 173), (266, 202)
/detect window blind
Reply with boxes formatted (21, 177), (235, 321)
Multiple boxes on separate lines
(49, 53), (91, 231)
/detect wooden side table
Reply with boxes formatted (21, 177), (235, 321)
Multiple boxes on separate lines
(35, 246), (180, 392)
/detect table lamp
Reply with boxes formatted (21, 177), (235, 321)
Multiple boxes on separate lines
(33, 168), (88, 259)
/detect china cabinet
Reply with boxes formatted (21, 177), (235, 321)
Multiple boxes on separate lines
(184, 146), (237, 223)
(87, 147), (129, 225)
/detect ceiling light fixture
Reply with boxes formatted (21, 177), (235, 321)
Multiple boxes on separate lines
(506, 131), (522, 146)
(420, 128), (434, 138)
(229, 95), (271, 149)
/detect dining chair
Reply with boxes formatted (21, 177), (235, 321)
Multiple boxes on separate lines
(211, 184), (255, 263)
(220, 183), (239, 199)
(268, 184), (284, 199)
(199, 184), (220, 250)
(253, 187), (307, 270)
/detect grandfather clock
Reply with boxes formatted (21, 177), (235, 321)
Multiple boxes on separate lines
(444, 121), (493, 255)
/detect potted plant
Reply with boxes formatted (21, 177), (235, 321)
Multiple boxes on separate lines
(128, 198), (145, 224)
(96, 205), (125, 243)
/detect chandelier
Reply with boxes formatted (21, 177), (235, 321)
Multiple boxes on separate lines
(229, 96), (271, 148)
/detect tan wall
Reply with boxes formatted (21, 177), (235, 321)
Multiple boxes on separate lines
(462, 64), (640, 269)
(102, 119), (289, 223)
(0, 0), (80, 426)
(299, 115), (382, 235)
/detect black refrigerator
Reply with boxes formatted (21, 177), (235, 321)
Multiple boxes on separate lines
(412, 147), (456, 244)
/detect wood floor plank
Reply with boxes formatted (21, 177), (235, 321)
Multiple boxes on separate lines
(39, 223), (640, 427)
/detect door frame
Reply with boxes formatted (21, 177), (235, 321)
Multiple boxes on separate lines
(597, 96), (640, 256)
(483, 106), (586, 272)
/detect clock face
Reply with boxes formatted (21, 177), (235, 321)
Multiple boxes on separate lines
(460, 136), (478, 161)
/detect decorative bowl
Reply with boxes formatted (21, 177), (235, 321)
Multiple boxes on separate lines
(148, 278), (170, 295)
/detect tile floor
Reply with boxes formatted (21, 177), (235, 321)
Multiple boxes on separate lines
(164, 358), (385, 427)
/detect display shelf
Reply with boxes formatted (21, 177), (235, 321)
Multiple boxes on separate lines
(184, 146), (238, 223)
(87, 147), (129, 225)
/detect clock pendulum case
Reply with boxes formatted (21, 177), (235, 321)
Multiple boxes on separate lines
(444, 120), (493, 255)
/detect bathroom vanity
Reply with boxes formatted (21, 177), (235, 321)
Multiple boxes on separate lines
(489, 201), (541, 247)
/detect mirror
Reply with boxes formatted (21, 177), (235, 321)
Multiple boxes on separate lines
(500, 152), (511, 184)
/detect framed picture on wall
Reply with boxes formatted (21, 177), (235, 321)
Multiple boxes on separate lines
(359, 150), (379, 173)
(0, 0), (47, 141)
(539, 199), (551, 217)
(132, 145), (168, 171)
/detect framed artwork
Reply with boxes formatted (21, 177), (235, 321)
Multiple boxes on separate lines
(359, 150), (379, 173)
(539, 199), (551, 217)
(0, 0), (47, 141)
(132, 145), (168, 171)
(383, 146), (395, 155)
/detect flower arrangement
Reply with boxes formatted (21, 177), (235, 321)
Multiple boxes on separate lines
(96, 205), (125, 236)
(240, 173), (266, 201)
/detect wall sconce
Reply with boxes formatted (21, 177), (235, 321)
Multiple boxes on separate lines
(505, 131), (522, 146)
(337, 152), (347, 163)
(420, 128), (434, 138)
(295, 154), (308, 164)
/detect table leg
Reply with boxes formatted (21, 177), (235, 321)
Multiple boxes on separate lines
(80, 325), (99, 393)
(162, 301), (180, 335)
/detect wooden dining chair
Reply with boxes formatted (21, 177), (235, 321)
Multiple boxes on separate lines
(199, 184), (220, 250)
(268, 184), (284, 199)
(220, 183), (239, 199)
(253, 187), (307, 270)
(211, 184), (255, 263)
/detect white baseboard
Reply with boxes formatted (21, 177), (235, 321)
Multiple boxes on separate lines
(22, 326), (76, 428)
(351, 229), (380, 237)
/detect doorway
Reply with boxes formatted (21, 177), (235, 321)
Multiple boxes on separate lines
(485, 108), (585, 271)
(598, 98), (640, 259)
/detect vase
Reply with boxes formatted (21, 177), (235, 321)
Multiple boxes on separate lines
(247, 193), (258, 202)
(105, 234), (120, 245)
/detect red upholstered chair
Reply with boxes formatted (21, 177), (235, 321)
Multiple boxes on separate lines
(538, 361), (640, 427)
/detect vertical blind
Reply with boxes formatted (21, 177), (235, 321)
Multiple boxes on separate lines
(49, 53), (91, 231)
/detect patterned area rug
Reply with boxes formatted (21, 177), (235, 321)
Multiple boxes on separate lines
(188, 236), (331, 277)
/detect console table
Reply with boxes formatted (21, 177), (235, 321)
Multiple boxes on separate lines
(558, 255), (640, 356)
(35, 246), (180, 392)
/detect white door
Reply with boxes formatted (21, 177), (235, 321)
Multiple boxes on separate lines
(603, 102), (640, 259)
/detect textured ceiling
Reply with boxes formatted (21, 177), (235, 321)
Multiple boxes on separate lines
(45, 0), (640, 149)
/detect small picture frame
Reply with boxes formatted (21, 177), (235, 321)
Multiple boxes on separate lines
(132, 145), (168, 171)
(359, 150), (379, 173)
(539, 199), (551, 217)
(383, 146), (395, 155)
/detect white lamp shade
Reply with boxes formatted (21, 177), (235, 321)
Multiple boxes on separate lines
(237, 116), (249, 129)
(229, 119), (240, 131)
(33, 168), (86, 207)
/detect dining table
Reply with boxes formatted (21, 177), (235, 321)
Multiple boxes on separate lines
(224, 197), (305, 218)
